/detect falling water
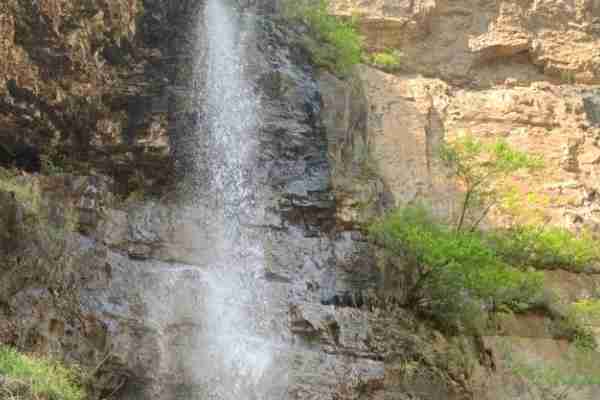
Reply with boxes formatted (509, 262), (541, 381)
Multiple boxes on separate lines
(201, 0), (257, 225)
(181, 0), (288, 398)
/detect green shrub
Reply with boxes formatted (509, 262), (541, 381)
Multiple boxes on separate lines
(40, 152), (66, 176)
(366, 50), (402, 72)
(440, 133), (543, 231)
(0, 346), (84, 400)
(0, 167), (41, 212)
(569, 299), (600, 328)
(498, 186), (551, 225)
(489, 225), (600, 271)
(369, 205), (544, 327)
(559, 299), (600, 350)
(284, 0), (362, 74)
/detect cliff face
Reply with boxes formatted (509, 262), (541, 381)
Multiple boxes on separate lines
(329, 0), (600, 231)
(1, 0), (600, 399)
(0, 0), (202, 195)
(333, 0), (600, 84)
(323, 0), (600, 398)
(1, 1), (388, 399)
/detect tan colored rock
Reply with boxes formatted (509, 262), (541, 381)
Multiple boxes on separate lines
(443, 82), (600, 228)
(344, 61), (600, 228)
(332, 0), (600, 84)
(318, 70), (384, 227)
(355, 66), (458, 214)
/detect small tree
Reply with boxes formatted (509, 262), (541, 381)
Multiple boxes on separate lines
(439, 133), (543, 231)
(369, 205), (544, 328)
(488, 225), (600, 272)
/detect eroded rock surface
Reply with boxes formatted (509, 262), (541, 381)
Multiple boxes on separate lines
(332, 0), (600, 84)
(4, 0), (600, 400)
(320, 0), (600, 398)
(0, 3), (387, 400)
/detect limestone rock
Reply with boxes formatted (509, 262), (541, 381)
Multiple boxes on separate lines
(353, 66), (456, 214)
(331, 0), (600, 84)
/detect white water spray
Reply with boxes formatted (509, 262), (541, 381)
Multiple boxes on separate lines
(184, 0), (288, 398)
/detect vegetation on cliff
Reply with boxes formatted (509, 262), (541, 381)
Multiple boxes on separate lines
(0, 345), (84, 400)
(364, 49), (403, 72)
(500, 337), (600, 399)
(0, 168), (79, 308)
(369, 204), (544, 329)
(284, 0), (362, 74)
(489, 225), (600, 272)
(439, 133), (544, 232)
(370, 135), (600, 336)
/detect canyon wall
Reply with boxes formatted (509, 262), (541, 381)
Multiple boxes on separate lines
(330, 0), (600, 231)
(325, 0), (600, 398)
(1, 0), (600, 399)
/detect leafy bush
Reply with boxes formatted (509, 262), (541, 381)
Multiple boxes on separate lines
(0, 346), (84, 400)
(498, 187), (551, 226)
(440, 133), (543, 231)
(369, 205), (544, 327)
(366, 50), (402, 72)
(40, 152), (66, 176)
(569, 299), (600, 328)
(559, 299), (600, 350)
(284, 0), (362, 74)
(0, 167), (41, 212)
(489, 225), (600, 271)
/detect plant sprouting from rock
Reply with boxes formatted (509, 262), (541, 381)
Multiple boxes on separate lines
(366, 49), (403, 72)
(488, 225), (600, 272)
(440, 133), (543, 231)
(369, 204), (544, 329)
(284, 0), (362, 74)
(0, 345), (85, 400)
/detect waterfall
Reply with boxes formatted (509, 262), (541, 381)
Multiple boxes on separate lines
(202, 0), (257, 227)
(180, 0), (288, 398)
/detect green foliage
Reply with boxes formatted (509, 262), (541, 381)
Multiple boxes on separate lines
(569, 299), (600, 328)
(369, 205), (544, 327)
(440, 133), (543, 231)
(498, 187), (550, 225)
(0, 346), (84, 400)
(366, 49), (402, 72)
(284, 0), (363, 74)
(561, 299), (600, 350)
(0, 167), (78, 230)
(0, 167), (40, 212)
(488, 225), (600, 271)
(40, 150), (66, 176)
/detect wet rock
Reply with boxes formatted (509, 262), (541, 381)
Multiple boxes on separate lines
(127, 243), (153, 260)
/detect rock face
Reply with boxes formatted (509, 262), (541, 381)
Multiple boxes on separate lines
(326, 0), (600, 231)
(3, 1), (600, 400)
(332, 0), (600, 84)
(342, 66), (600, 230)
(1, 2), (391, 400)
(0, 0), (202, 195)
(323, 0), (600, 398)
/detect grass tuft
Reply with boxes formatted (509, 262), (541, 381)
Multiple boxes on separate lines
(0, 346), (84, 400)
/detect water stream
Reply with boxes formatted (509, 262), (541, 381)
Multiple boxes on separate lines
(183, 0), (288, 397)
